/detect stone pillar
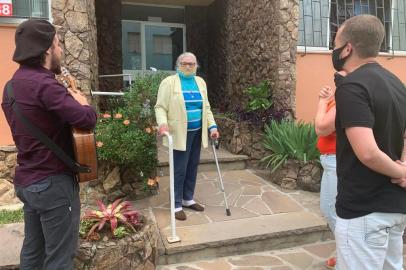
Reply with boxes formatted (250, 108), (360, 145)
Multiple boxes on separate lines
(275, 0), (299, 116)
(95, 0), (123, 92)
(207, 0), (299, 117)
(207, 0), (229, 110)
(51, 0), (99, 97)
(185, 6), (209, 79)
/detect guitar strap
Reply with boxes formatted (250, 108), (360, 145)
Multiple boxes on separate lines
(5, 80), (91, 174)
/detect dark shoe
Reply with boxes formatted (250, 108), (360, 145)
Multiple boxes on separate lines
(183, 203), (204, 212)
(175, 210), (186, 220)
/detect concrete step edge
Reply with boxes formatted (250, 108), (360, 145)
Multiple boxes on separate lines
(158, 155), (250, 167)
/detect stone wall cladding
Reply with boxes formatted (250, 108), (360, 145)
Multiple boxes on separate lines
(207, 0), (228, 109)
(185, 6), (209, 79)
(0, 146), (19, 205)
(95, 0), (123, 92)
(215, 117), (271, 160)
(276, 0), (299, 113)
(207, 0), (298, 115)
(75, 209), (159, 270)
(52, 0), (99, 97)
(80, 162), (157, 207)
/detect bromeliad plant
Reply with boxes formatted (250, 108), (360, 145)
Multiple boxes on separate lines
(80, 199), (141, 240)
(261, 119), (320, 172)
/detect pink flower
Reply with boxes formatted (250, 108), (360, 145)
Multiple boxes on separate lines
(96, 141), (103, 148)
(123, 120), (130, 126)
(114, 113), (123, 119)
(103, 113), (111, 119)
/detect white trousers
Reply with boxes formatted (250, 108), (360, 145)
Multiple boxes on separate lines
(335, 212), (406, 270)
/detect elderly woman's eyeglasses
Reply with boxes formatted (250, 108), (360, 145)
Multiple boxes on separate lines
(179, 62), (196, 67)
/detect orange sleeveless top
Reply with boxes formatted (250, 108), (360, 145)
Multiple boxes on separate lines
(316, 100), (336, 155)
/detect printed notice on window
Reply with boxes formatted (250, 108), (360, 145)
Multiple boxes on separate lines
(0, 0), (12, 17)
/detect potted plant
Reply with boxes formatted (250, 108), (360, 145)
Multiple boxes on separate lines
(261, 119), (322, 192)
(75, 199), (158, 270)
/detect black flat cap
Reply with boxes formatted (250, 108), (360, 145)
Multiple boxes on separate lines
(13, 19), (56, 63)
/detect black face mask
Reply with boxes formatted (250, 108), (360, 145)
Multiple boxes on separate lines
(332, 43), (351, 71)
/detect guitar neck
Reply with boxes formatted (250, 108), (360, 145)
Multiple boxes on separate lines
(68, 75), (78, 92)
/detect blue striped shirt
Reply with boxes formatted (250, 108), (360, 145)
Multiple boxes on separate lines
(179, 72), (203, 131)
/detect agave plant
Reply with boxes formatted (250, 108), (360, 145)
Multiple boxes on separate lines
(261, 119), (320, 172)
(82, 199), (140, 238)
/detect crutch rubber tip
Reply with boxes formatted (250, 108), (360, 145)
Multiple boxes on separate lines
(226, 209), (231, 216)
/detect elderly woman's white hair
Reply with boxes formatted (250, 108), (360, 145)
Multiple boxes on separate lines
(175, 52), (199, 68)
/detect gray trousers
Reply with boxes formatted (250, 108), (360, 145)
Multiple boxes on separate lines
(15, 174), (80, 270)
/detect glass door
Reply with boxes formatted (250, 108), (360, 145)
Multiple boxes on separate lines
(145, 25), (184, 71)
(122, 20), (185, 72)
(122, 21), (142, 70)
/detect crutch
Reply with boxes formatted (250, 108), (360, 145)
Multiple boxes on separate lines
(163, 132), (181, 243)
(211, 139), (231, 216)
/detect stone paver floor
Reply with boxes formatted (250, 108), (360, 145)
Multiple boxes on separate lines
(158, 142), (249, 165)
(158, 241), (406, 270)
(133, 169), (323, 238)
(157, 240), (336, 270)
(134, 166), (327, 263)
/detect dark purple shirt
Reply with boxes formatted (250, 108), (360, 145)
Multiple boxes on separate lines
(1, 66), (97, 187)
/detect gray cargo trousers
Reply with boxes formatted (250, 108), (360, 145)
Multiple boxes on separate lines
(15, 174), (80, 270)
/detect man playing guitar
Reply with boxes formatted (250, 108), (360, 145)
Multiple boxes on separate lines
(1, 19), (97, 269)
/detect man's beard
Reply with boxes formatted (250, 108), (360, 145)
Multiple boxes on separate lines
(50, 51), (62, 75)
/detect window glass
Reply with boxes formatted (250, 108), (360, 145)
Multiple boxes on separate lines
(298, 0), (330, 47)
(122, 21), (142, 70)
(392, 0), (406, 51)
(145, 25), (183, 70)
(298, 0), (406, 51)
(11, 0), (49, 18)
(153, 35), (173, 55)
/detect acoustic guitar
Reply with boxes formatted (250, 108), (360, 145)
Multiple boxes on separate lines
(57, 67), (98, 182)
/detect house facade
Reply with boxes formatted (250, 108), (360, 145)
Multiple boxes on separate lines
(0, 0), (406, 146)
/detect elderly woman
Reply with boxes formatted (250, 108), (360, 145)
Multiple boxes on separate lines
(155, 52), (219, 221)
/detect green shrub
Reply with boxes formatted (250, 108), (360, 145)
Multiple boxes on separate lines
(113, 226), (130, 239)
(244, 80), (273, 112)
(0, 208), (24, 224)
(96, 72), (170, 181)
(79, 219), (95, 238)
(123, 72), (168, 126)
(262, 120), (320, 172)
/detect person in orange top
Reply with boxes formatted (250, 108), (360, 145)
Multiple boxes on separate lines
(315, 71), (346, 269)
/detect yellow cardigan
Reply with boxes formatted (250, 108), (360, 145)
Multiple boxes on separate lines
(155, 74), (217, 151)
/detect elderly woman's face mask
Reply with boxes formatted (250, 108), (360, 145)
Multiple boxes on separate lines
(178, 57), (197, 76)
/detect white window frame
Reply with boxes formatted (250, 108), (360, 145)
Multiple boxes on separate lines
(297, 0), (406, 56)
(0, 0), (52, 25)
(122, 19), (186, 75)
